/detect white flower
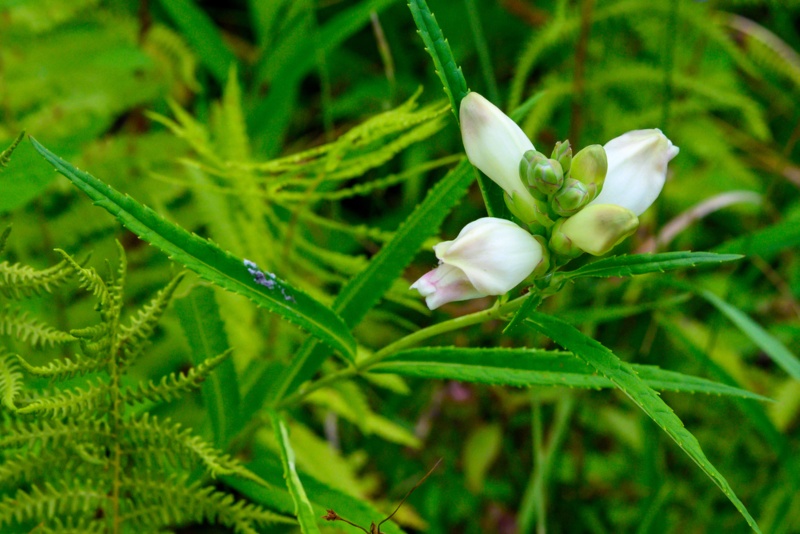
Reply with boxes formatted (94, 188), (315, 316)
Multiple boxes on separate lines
(460, 92), (537, 208)
(590, 129), (680, 216)
(411, 217), (543, 309)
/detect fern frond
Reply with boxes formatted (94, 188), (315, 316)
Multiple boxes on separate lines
(0, 352), (24, 411)
(121, 475), (293, 533)
(0, 480), (108, 530)
(0, 446), (106, 487)
(38, 516), (106, 534)
(0, 306), (76, 348)
(146, 101), (221, 166)
(107, 241), (127, 322)
(70, 323), (109, 340)
(55, 250), (111, 317)
(0, 257), (76, 299)
(275, 155), (460, 201)
(212, 65), (251, 162)
(118, 272), (186, 363)
(0, 418), (110, 450)
(16, 380), (108, 417)
(123, 414), (256, 480)
(0, 131), (25, 172)
(122, 350), (231, 405)
(142, 23), (201, 92)
(16, 353), (105, 380)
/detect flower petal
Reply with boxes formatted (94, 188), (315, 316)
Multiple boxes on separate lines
(590, 129), (679, 215)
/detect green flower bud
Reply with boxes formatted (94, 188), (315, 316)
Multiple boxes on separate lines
(519, 150), (547, 201)
(531, 158), (564, 197)
(570, 144), (607, 200)
(559, 204), (639, 256)
(552, 178), (590, 217)
(552, 140), (572, 174)
(548, 218), (582, 259)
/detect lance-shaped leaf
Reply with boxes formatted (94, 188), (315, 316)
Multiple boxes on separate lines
(369, 347), (769, 401)
(269, 410), (321, 534)
(524, 312), (761, 533)
(560, 251), (743, 280)
(29, 137), (355, 361)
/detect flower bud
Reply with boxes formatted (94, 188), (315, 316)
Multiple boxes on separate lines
(531, 158), (564, 197)
(590, 129), (679, 215)
(411, 217), (543, 309)
(558, 204), (639, 256)
(548, 218), (581, 259)
(570, 144), (607, 200)
(460, 92), (538, 211)
(552, 140), (572, 174)
(519, 150), (547, 201)
(552, 178), (590, 217)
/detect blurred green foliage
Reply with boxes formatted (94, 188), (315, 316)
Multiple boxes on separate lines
(2, 0), (800, 532)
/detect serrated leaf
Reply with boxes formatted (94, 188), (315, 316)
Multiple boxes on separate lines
(561, 252), (743, 280)
(524, 312), (761, 533)
(257, 159), (474, 407)
(369, 347), (769, 400)
(407, 0), (504, 217)
(269, 410), (322, 534)
(29, 137), (355, 361)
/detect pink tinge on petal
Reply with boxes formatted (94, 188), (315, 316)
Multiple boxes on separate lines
(410, 264), (485, 310)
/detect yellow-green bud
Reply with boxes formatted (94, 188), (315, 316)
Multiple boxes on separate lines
(570, 144), (607, 200)
(552, 178), (590, 217)
(548, 218), (582, 259)
(531, 158), (564, 197)
(552, 140), (572, 174)
(559, 204), (639, 256)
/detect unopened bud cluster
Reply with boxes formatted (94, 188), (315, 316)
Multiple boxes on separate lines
(411, 92), (679, 310)
(512, 139), (638, 263)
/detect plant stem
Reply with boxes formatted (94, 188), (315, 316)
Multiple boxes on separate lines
(279, 291), (537, 408)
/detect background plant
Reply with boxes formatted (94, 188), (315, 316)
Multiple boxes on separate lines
(1, 0), (799, 532)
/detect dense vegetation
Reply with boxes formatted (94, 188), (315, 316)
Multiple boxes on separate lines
(1, 0), (799, 532)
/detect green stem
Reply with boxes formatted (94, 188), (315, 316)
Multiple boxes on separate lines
(279, 291), (537, 408)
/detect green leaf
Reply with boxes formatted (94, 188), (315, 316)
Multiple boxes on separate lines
(697, 289), (800, 381)
(407, 0), (505, 218)
(524, 312), (762, 533)
(369, 347), (770, 401)
(175, 285), (241, 447)
(155, 0), (238, 84)
(269, 410), (322, 534)
(29, 137), (356, 361)
(503, 293), (542, 334)
(561, 251), (743, 280)
(257, 159), (474, 406)
(407, 0), (469, 118)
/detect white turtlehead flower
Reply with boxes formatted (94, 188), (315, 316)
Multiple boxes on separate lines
(590, 129), (680, 216)
(460, 92), (537, 208)
(411, 217), (543, 310)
